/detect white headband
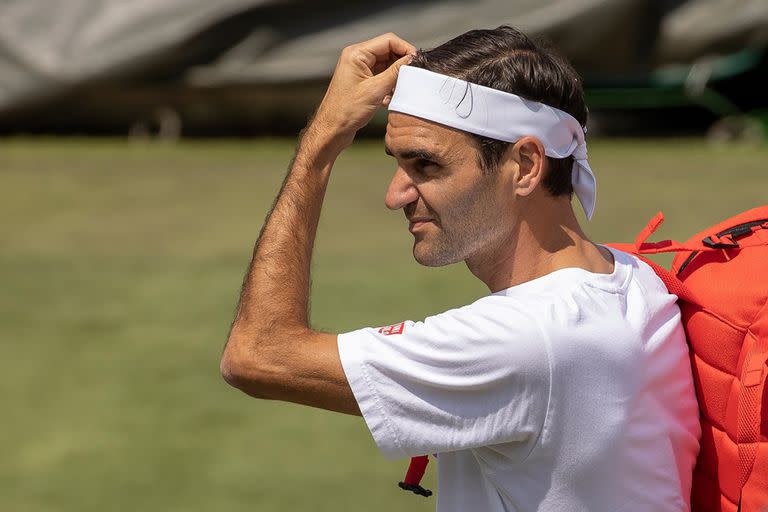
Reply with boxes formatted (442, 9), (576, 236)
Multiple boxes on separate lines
(388, 66), (596, 220)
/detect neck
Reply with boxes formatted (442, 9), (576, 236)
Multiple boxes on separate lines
(466, 197), (612, 293)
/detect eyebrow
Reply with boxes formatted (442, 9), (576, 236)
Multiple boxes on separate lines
(384, 145), (438, 161)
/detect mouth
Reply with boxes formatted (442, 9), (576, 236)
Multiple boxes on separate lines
(408, 218), (434, 233)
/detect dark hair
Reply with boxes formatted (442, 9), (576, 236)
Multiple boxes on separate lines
(410, 25), (587, 197)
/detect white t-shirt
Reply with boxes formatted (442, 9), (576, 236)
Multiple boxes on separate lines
(337, 245), (701, 512)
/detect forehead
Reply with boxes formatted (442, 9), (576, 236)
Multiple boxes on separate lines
(385, 112), (473, 155)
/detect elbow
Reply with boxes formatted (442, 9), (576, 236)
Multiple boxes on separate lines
(219, 332), (277, 399)
(220, 335), (259, 394)
(219, 346), (242, 389)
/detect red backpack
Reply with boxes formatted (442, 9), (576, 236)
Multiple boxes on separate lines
(399, 206), (768, 511)
(609, 206), (768, 512)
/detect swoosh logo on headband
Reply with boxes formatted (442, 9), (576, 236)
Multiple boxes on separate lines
(439, 77), (474, 119)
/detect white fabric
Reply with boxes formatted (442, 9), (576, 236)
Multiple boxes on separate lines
(388, 65), (597, 220)
(337, 246), (701, 512)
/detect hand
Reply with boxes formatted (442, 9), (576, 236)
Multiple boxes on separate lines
(309, 33), (416, 150)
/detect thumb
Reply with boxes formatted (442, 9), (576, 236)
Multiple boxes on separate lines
(369, 53), (414, 98)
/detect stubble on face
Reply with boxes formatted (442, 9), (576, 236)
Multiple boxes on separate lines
(411, 166), (504, 267)
(385, 113), (509, 268)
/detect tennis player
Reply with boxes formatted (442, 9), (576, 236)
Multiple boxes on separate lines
(220, 26), (701, 511)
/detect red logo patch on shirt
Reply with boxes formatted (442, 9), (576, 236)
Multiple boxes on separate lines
(378, 322), (405, 336)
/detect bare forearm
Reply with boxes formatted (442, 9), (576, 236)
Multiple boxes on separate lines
(221, 124), (352, 406)
(231, 126), (343, 337)
(220, 33), (415, 412)
(226, 34), (414, 344)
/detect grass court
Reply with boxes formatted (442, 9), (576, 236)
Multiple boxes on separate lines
(1, 138), (766, 511)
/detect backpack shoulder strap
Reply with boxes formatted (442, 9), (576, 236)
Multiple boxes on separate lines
(606, 212), (701, 305)
(737, 287), (768, 503)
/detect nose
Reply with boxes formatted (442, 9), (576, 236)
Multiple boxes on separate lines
(384, 166), (419, 210)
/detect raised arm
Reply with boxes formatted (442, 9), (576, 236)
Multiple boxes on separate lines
(220, 33), (416, 415)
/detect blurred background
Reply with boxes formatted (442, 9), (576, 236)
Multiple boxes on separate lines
(1, 1), (766, 511)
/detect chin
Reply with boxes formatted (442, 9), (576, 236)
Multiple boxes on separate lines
(412, 240), (460, 267)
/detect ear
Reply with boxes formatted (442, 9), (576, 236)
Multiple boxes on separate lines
(506, 136), (546, 197)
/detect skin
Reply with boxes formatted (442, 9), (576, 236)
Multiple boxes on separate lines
(220, 32), (614, 415)
(384, 113), (614, 289)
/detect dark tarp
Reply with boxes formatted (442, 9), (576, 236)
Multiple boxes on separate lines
(0, 0), (765, 132)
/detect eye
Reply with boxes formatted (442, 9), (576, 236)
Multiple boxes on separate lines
(415, 159), (438, 172)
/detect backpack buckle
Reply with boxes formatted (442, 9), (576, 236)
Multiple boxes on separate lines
(702, 234), (739, 249)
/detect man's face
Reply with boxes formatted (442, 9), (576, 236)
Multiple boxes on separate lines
(384, 112), (512, 267)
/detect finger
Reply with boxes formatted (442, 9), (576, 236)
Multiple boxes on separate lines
(358, 32), (416, 61)
(369, 53), (413, 97)
(343, 45), (377, 73)
(364, 49), (399, 75)
(385, 53), (414, 78)
(382, 94), (392, 107)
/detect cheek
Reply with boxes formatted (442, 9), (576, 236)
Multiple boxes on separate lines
(448, 176), (500, 227)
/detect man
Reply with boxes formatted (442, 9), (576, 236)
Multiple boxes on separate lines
(220, 26), (701, 511)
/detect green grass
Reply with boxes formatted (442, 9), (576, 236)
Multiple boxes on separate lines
(1, 137), (766, 511)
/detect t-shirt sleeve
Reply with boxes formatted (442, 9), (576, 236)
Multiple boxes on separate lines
(337, 301), (552, 460)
